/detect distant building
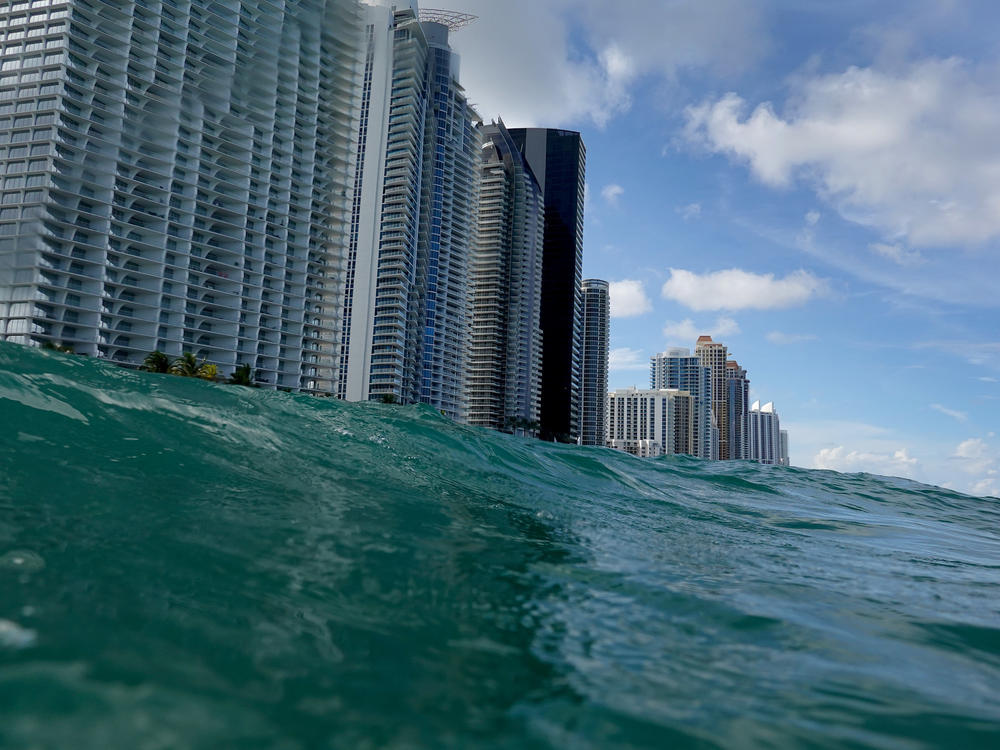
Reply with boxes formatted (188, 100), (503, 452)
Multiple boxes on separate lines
(696, 335), (729, 459)
(0, 0), (361, 392)
(779, 429), (790, 466)
(726, 360), (750, 460)
(508, 128), (586, 442)
(650, 347), (711, 458)
(749, 400), (781, 465)
(607, 387), (692, 458)
(579, 279), (609, 446)
(465, 120), (544, 432)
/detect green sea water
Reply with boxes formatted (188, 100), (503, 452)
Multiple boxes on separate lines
(1, 341), (998, 749)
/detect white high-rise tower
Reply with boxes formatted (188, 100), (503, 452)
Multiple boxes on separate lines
(340, 1), (479, 419)
(0, 0), (361, 393)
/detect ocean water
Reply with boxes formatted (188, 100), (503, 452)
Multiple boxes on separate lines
(1, 342), (998, 749)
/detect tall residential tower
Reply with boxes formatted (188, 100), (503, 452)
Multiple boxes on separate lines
(0, 0), (361, 392)
(696, 335), (729, 460)
(340, 1), (479, 418)
(465, 120), (544, 432)
(651, 347), (711, 458)
(508, 127), (585, 442)
(579, 278), (609, 446)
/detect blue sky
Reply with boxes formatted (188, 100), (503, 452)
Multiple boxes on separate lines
(448, 0), (1000, 496)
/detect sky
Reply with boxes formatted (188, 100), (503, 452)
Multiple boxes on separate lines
(443, 0), (1000, 497)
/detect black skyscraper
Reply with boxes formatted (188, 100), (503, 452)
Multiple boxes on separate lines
(508, 128), (586, 442)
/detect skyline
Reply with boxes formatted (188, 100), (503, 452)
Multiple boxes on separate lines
(447, 0), (1000, 497)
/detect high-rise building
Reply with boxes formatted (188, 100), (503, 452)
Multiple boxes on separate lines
(508, 127), (585, 442)
(650, 347), (711, 458)
(579, 278), (609, 446)
(465, 120), (544, 432)
(607, 387), (692, 458)
(726, 360), (750, 460)
(0, 0), (361, 393)
(340, 2), (479, 419)
(696, 335), (729, 459)
(779, 429), (790, 467)
(749, 400), (781, 465)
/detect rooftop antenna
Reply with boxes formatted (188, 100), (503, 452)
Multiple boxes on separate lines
(418, 8), (478, 30)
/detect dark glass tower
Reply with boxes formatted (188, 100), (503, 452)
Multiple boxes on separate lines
(508, 128), (586, 442)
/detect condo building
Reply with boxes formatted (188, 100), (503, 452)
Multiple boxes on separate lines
(779, 429), (790, 467)
(508, 127), (585, 442)
(726, 360), (750, 460)
(465, 120), (543, 432)
(339, 1), (479, 419)
(749, 400), (781, 465)
(696, 335), (729, 460)
(650, 347), (711, 458)
(607, 386), (692, 458)
(579, 278), (608, 446)
(0, 0), (361, 393)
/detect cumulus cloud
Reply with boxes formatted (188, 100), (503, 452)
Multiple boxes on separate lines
(805, 210), (821, 226)
(677, 202), (702, 220)
(661, 268), (825, 311)
(609, 279), (652, 318)
(870, 242), (923, 266)
(601, 183), (625, 207)
(609, 347), (649, 372)
(930, 404), (968, 422)
(952, 438), (1000, 496)
(766, 331), (817, 345)
(663, 316), (739, 344)
(449, 0), (767, 129)
(813, 446), (918, 477)
(685, 58), (1000, 247)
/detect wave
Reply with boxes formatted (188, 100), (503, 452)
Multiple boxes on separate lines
(1, 341), (998, 748)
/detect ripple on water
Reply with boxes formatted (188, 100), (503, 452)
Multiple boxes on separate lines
(0, 550), (46, 572)
(0, 620), (36, 650)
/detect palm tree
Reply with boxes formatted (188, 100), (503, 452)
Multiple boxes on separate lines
(229, 363), (253, 386)
(197, 363), (218, 381)
(169, 352), (204, 377)
(141, 350), (170, 373)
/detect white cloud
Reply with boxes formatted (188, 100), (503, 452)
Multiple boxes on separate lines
(805, 210), (821, 226)
(979, 377), (999, 383)
(609, 279), (652, 318)
(930, 403), (968, 422)
(916, 340), (1000, 370)
(766, 331), (817, 345)
(449, 0), (767, 129)
(813, 446), (919, 477)
(601, 183), (625, 207)
(662, 316), (739, 344)
(870, 242), (923, 266)
(609, 347), (649, 372)
(685, 58), (1000, 247)
(661, 268), (825, 311)
(677, 202), (702, 220)
(952, 438), (1000, 496)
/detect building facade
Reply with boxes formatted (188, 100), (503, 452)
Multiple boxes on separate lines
(696, 335), (729, 460)
(508, 127), (585, 442)
(579, 278), (609, 446)
(726, 360), (750, 460)
(465, 120), (543, 432)
(607, 386), (692, 458)
(779, 429), (790, 466)
(339, 2), (479, 419)
(650, 347), (711, 458)
(749, 400), (781, 465)
(0, 0), (361, 393)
